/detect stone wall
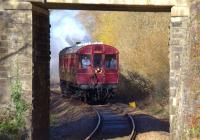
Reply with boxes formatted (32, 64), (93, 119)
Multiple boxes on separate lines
(170, 0), (200, 139)
(0, 8), (33, 101)
(188, 0), (200, 138)
(169, 16), (191, 139)
(0, 3), (50, 139)
(0, 10), (10, 105)
(0, 4), (33, 137)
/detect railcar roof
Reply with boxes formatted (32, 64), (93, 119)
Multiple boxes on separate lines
(59, 42), (104, 56)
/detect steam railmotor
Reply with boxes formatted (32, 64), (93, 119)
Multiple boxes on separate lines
(59, 42), (119, 104)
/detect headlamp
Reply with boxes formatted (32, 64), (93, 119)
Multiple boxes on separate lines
(95, 67), (102, 73)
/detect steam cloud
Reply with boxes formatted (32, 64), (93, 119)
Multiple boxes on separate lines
(50, 10), (91, 84)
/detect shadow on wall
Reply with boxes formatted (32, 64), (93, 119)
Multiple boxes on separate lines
(114, 71), (154, 104)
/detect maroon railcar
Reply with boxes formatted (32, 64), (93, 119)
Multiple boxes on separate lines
(59, 42), (119, 103)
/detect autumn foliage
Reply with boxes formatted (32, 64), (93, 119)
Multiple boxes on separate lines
(78, 11), (170, 108)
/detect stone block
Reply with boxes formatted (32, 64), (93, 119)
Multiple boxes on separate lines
(173, 61), (181, 70)
(0, 78), (7, 85)
(170, 102), (176, 115)
(0, 48), (8, 53)
(170, 39), (180, 45)
(0, 71), (8, 77)
(0, 41), (8, 47)
(171, 17), (189, 29)
(171, 6), (190, 17)
(172, 21), (182, 27)
(171, 46), (183, 52)
(10, 13), (32, 24)
(170, 88), (176, 97)
(172, 28), (180, 33)
(1, 35), (7, 40)
(170, 79), (179, 88)
(0, 65), (9, 72)
(172, 33), (185, 38)
(20, 76), (32, 91)
(1, 2), (32, 10)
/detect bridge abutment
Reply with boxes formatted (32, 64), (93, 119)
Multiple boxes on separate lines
(0, 0), (200, 140)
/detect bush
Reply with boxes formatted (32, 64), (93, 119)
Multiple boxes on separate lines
(128, 71), (154, 100)
(0, 77), (28, 139)
(190, 127), (200, 138)
(117, 71), (154, 104)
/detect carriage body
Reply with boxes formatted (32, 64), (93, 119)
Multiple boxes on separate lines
(59, 42), (119, 103)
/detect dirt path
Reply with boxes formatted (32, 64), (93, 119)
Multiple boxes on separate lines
(50, 93), (97, 140)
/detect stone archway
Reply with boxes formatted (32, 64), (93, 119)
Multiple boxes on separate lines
(32, 3), (172, 140)
(1, 1), (199, 140)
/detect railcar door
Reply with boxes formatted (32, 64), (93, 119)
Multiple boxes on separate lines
(104, 54), (119, 84)
(76, 54), (92, 84)
(93, 53), (104, 84)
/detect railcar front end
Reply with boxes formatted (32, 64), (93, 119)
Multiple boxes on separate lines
(59, 42), (119, 104)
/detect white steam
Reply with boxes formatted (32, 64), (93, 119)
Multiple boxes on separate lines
(50, 10), (91, 84)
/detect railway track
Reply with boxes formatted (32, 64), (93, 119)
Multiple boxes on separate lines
(85, 105), (136, 140)
(51, 91), (169, 140)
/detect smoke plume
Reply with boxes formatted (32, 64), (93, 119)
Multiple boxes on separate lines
(50, 10), (91, 84)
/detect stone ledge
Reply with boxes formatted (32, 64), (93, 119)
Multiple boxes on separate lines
(171, 6), (190, 17)
(45, 0), (175, 6)
(0, 2), (32, 10)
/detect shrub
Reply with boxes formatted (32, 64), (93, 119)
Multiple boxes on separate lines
(0, 77), (28, 139)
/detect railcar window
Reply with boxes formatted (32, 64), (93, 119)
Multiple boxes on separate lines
(94, 54), (102, 68)
(79, 54), (91, 69)
(105, 55), (117, 69)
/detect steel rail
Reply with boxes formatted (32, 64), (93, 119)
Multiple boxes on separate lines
(128, 114), (136, 140)
(85, 108), (101, 140)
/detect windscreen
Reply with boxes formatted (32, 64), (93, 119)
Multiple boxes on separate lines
(105, 54), (117, 69)
(79, 54), (91, 69)
(94, 54), (102, 68)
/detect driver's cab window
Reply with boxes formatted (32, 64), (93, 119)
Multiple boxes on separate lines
(79, 54), (91, 69)
(105, 55), (117, 69)
(94, 54), (102, 68)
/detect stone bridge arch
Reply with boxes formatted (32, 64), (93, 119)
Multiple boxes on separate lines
(0, 0), (199, 140)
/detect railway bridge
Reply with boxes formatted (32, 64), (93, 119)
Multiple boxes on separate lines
(0, 0), (200, 140)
